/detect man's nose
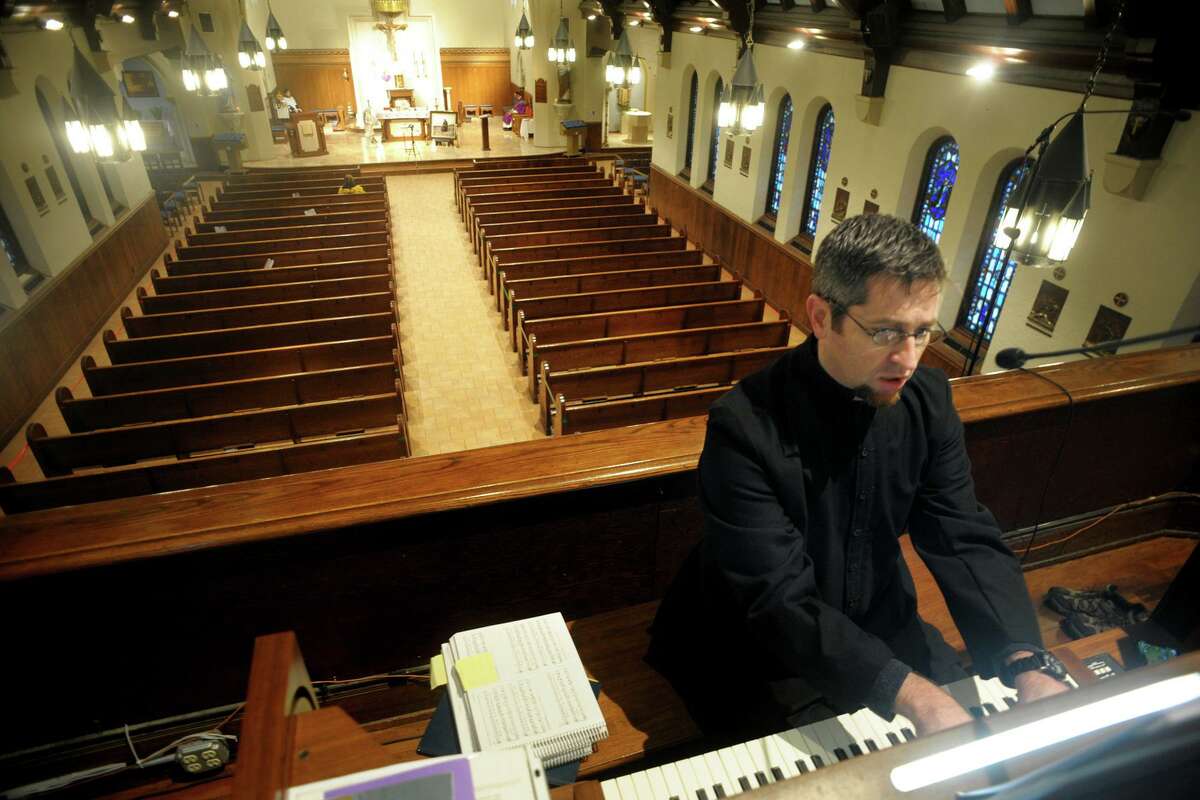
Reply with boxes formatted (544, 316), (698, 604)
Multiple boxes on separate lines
(890, 336), (920, 368)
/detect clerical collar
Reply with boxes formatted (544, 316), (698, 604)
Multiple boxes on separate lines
(795, 336), (866, 406)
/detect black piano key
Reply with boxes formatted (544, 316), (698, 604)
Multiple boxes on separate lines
(713, 785), (726, 799)
(754, 771), (769, 787)
(865, 739), (879, 752)
(886, 732), (900, 746)
(794, 760), (809, 774)
(696, 789), (709, 800)
(902, 728), (917, 742)
(1004, 696), (1017, 708)
(983, 703), (999, 715)
(669, 796), (679, 800)
(738, 777), (752, 792)
(833, 747), (848, 762)
(812, 755), (826, 769)
(849, 743), (864, 757)
(770, 767), (785, 782)
(968, 706), (984, 719)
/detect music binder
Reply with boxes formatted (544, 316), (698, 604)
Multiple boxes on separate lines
(441, 612), (608, 768)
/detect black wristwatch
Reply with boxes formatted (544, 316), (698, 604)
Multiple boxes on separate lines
(998, 649), (1069, 689)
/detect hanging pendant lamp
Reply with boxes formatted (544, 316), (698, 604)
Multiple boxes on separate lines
(238, 21), (266, 70)
(265, 10), (288, 51)
(514, 9), (534, 50)
(68, 46), (129, 162)
(182, 25), (228, 95)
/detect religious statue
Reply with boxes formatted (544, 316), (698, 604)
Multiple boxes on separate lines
(557, 64), (572, 104)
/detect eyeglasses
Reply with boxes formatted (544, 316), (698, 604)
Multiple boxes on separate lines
(837, 306), (946, 348)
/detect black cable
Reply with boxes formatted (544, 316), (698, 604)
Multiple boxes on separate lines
(1016, 366), (1075, 564)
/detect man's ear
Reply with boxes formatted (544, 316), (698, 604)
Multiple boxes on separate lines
(806, 294), (831, 339)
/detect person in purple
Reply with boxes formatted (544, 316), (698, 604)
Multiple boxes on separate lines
(503, 92), (528, 130)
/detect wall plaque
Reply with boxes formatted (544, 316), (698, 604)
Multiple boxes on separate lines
(739, 144), (751, 176)
(863, 200), (879, 215)
(1083, 305), (1132, 356)
(1026, 279), (1068, 337)
(25, 176), (47, 214)
(535, 78), (547, 104)
(45, 166), (66, 202)
(723, 138), (734, 168)
(666, 109), (673, 138)
(247, 84), (265, 113)
(831, 187), (849, 223)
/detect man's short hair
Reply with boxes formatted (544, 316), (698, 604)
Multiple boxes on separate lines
(812, 214), (946, 314)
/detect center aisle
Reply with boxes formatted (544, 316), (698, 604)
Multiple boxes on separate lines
(387, 174), (543, 456)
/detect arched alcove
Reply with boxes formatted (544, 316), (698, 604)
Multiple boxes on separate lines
(33, 77), (107, 233)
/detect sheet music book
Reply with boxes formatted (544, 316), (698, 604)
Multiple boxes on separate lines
(441, 612), (607, 768)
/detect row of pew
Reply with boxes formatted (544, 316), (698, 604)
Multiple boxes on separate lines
(454, 150), (795, 436)
(0, 165), (410, 515)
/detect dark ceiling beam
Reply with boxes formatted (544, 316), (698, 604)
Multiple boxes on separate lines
(1004, 0), (1032, 26)
(600, 0), (625, 38)
(808, 0), (827, 11)
(648, 0), (676, 52)
(942, 0), (966, 23)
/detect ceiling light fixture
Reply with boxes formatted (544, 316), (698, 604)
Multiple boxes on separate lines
(265, 7), (287, 51)
(718, 1), (765, 134)
(787, 38), (806, 50)
(966, 61), (996, 80)
(514, 6), (534, 50)
(237, 21), (267, 69)
(41, 18), (64, 30)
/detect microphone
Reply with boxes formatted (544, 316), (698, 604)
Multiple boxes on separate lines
(994, 324), (1200, 369)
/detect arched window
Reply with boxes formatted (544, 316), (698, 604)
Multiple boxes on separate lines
(682, 72), (699, 177)
(705, 78), (723, 190)
(801, 103), (834, 236)
(957, 159), (1029, 342)
(764, 94), (792, 219)
(912, 136), (959, 243)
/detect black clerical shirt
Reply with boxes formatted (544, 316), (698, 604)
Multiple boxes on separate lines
(648, 338), (1042, 725)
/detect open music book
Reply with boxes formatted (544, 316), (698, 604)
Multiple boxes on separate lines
(442, 612), (608, 768)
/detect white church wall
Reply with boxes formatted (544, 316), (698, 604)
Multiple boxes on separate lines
(654, 31), (1200, 371)
(271, 0), (507, 51)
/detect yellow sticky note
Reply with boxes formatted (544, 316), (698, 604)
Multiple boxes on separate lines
(455, 652), (500, 691)
(430, 654), (448, 690)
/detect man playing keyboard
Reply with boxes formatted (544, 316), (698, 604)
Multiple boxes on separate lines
(647, 214), (1069, 744)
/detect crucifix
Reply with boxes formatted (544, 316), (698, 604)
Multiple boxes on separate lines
(374, 13), (409, 86)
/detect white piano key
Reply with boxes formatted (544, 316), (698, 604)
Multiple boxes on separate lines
(687, 754), (717, 800)
(773, 726), (828, 772)
(615, 774), (639, 800)
(716, 748), (746, 794)
(851, 707), (893, 752)
(837, 712), (874, 757)
(675, 757), (705, 800)
(600, 779), (622, 800)
(631, 768), (657, 800)
(807, 717), (856, 763)
(759, 734), (799, 780)
(739, 738), (777, 785)
(730, 743), (765, 789)
(660, 762), (689, 800)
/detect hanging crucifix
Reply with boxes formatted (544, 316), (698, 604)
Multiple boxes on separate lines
(375, 14), (409, 86)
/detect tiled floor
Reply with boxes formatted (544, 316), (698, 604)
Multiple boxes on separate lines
(388, 174), (544, 456)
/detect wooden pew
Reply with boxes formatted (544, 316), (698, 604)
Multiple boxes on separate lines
(468, 188), (628, 245)
(505, 264), (723, 328)
(497, 249), (708, 315)
(466, 186), (626, 233)
(472, 198), (639, 253)
(486, 224), (675, 279)
(231, 167), (362, 184)
(27, 393), (402, 477)
(0, 429), (408, 514)
(460, 178), (614, 222)
(138, 274), (392, 313)
(174, 231), (390, 261)
(164, 243), (391, 276)
(103, 312), (394, 364)
(208, 192), (387, 214)
(489, 236), (688, 290)
(454, 165), (599, 210)
(515, 281), (744, 359)
(186, 219), (389, 247)
(83, 335), (398, 394)
(58, 362), (400, 433)
(122, 292), (394, 337)
(524, 297), (767, 394)
(553, 386), (730, 435)
(202, 203), (388, 225)
(533, 320), (794, 426)
(468, 155), (583, 169)
(479, 213), (661, 267)
(216, 177), (386, 198)
(150, 259), (390, 294)
(543, 347), (789, 434)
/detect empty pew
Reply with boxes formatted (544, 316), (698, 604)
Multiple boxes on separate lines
(454, 165), (599, 210)
(531, 320), (793, 422)
(0, 429), (409, 514)
(486, 224), (674, 279)
(553, 386), (729, 436)
(468, 188), (628, 244)
(122, 293), (394, 338)
(466, 186), (626, 233)
(460, 178), (614, 222)
(478, 213), (659, 267)
(472, 197), (639, 253)
(196, 205), (384, 226)
(208, 192), (387, 214)
(489, 235), (688, 290)
(504, 263), (722, 328)
(165, 243), (391, 276)
(186, 219), (389, 247)
(103, 312), (394, 364)
(542, 347), (789, 434)
(524, 297), (767, 396)
(83, 336), (398, 395)
(174, 231), (390, 261)
(497, 249), (707, 315)
(58, 362), (399, 433)
(139, 275), (392, 313)
(232, 167), (363, 184)
(27, 393), (402, 477)
(514, 280), (744, 358)
(150, 259), (390, 294)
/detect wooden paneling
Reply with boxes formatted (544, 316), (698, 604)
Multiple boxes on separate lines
(440, 48), (512, 113)
(0, 197), (167, 446)
(648, 166), (814, 331)
(271, 50), (355, 114)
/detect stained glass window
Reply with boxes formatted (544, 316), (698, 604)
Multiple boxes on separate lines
(912, 137), (959, 243)
(765, 94), (792, 218)
(706, 78), (723, 188)
(958, 159), (1029, 342)
(683, 72), (699, 177)
(801, 104), (835, 237)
